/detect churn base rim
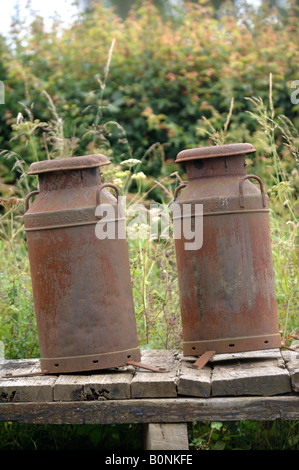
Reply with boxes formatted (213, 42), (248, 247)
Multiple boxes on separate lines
(183, 333), (281, 356)
(40, 347), (141, 374)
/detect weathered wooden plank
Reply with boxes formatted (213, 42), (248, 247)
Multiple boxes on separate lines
(54, 367), (134, 401)
(54, 351), (179, 402)
(210, 348), (283, 362)
(130, 350), (179, 398)
(143, 423), (189, 450)
(0, 396), (298, 425)
(0, 349), (296, 407)
(53, 367), (134, 402)
(0, 358), (42, 377)
(0, 376), (56, 403)
(177, 359), (211, 398)
(281, 350), (299, 392)
(53, 374), (88, 401)
(0, 359), (57, 403)
(84, 367), (134, 400)
(211, 358), (291, 397)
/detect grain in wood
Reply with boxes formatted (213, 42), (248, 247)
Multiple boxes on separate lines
(0, 396), (298, 425)
(130, 350), (179, 398)
(177, 359), (211, 398)
(53, 374), (88, 401)
(84, 367), (134, 400)
(211, 358), (291, 397)
(0, 358), (42, 377)
(210, 348), (282, 362)
(143, 423), (189, 450)
(0, 359), (56, 402)
(281, 350), (299, 392)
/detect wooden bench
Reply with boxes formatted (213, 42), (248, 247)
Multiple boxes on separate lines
(0, 349), (298, 450)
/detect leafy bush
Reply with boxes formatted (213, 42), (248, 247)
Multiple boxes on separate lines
(0, 1), (298, 188)
(189, 420), (299, 450)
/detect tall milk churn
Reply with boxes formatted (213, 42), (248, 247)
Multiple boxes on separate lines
(173, 143), (281, 355)
(24, 154), (141, 373)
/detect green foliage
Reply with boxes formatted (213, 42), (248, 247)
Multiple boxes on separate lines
(0, 1), (299, 186)
(189, 420), (299, 450)
(129, 236), (182, 349)
(0, 195), (38, 359)
(0, 268), (38, 359)
(0, 422), (142, 450)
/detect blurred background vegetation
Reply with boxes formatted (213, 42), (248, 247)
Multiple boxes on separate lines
(0, 0), (298, 451)
(0, 0), (298, 190)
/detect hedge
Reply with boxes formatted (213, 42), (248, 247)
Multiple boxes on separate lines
(0, 1), (298, 190)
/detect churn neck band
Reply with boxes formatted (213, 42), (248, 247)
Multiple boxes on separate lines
(27, 154), (111, 175)
(175, 143), (256, 164)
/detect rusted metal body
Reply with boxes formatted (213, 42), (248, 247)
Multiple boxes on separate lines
(174, 143), (281, 356)
(24, 155), (140, 373)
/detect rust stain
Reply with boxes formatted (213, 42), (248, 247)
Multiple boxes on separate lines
(24, 155), (141, 373)
(174, 144), (281, 356)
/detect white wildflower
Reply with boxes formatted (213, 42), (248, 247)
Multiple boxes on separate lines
(16, 113), (24, 124)
(127, 222), (150, 240)
(131, 172), (146, 181)
(113, 178), (123, 187)
(120, 158), (141, 167)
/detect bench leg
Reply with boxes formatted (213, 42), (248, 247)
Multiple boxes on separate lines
(143, 423), (189, 450)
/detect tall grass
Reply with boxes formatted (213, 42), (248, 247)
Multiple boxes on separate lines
(245, 75), (298, 345)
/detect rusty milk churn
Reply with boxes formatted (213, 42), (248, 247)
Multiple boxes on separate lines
(173, 143), (281, 356)
(24, 154), (141, 373)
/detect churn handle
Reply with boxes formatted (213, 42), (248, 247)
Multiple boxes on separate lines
(174, 184), (187, 200)
(96, 183), (120, 205)
(25, 190), (40, 212)
(239, 175), (266, 208)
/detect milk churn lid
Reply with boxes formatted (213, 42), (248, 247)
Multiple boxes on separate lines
(175, 143), (256, 163)
(27, 154), (111, 175)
